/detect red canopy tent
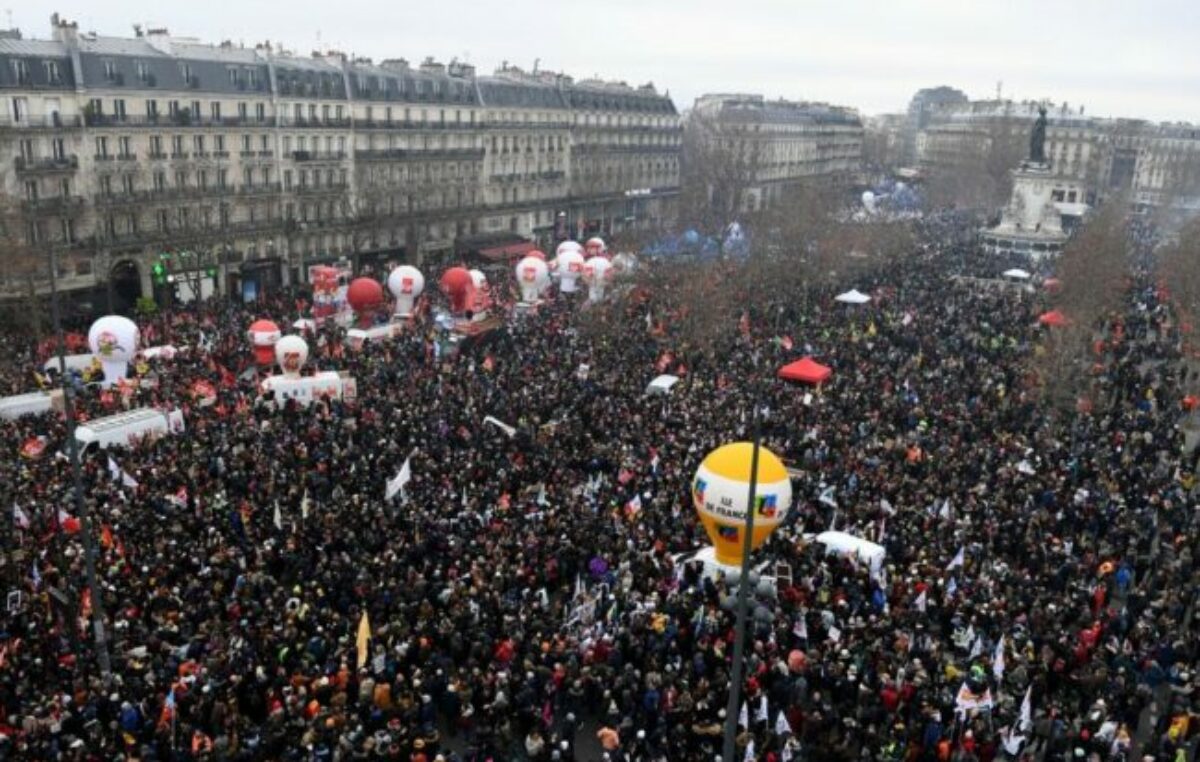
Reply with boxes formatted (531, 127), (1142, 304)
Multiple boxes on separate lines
(1038, 310), (1069, 327)
(778, 357), (832, 385)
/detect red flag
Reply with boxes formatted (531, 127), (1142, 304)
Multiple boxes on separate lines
(781, 335), (794, 351)
(57, 509), (81, 534)
(656, 352), (674, 373)
(100, 524), (114, 550)
(80, 587), (92, 619)
(482, 355), (495, 373)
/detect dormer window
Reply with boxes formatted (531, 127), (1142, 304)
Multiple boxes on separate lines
(103, 60), (117, 80)
(135, 60), (149, 82)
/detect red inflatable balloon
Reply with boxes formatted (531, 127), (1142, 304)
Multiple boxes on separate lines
(439, 267), (476, 314)
(346, 278), (384, 313)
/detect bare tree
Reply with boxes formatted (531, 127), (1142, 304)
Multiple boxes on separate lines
(0, 195), (50, 338)
(679, 111), (765, 230)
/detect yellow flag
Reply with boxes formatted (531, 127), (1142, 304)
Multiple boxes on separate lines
(356, 611), (371, 670)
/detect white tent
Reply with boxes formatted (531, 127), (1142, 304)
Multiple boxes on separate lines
(646, 374), (681, 395)
(834, 289), (871, 305)
(1002, 269), (1032, 280)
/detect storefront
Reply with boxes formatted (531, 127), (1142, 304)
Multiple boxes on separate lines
(235, 258), (284, 302)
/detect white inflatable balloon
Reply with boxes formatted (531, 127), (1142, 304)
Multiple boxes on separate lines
(274, 335), (310, 378)
(556, 250), (585, 293)
(556, 240), (584, 257)
(515, 257), (550, 303)
(87, 315), (139, 388)
(582, 257), (613, 302)
(387, 265), (425, 317)
(585, 237), (607, 258)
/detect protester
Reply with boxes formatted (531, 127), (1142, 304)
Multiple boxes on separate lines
(0, 211), (1196, 762)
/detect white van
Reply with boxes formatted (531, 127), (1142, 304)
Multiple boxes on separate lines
(43, 353), (95, 375)
(0, 390), (63, 420)
(75, 407), (185, 450)
(259, 371), (357, 407)
(811, 531), (887, 574)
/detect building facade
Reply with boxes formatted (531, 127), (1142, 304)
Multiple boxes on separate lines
(906, 90), (1200, 216)
(687, 93), (863, 215)
(0, 15), (681, 307)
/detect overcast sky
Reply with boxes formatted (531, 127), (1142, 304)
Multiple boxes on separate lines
(19, 0), (1200, 123)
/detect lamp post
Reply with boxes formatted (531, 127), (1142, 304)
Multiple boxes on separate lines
(722, 401), (764, 762)
(47, 239), (113, 686)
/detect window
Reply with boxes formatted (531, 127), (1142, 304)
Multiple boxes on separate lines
(260, 134), (269, 151)
(103, 60), (117, 80)
(154, 171), (166, 191)
(171, 135), (184, 155)
(180, 63), (193, 84)
(174, 170), (187, 188)
(335, 105), (344, 120)
(255, 103), (266, 121)
(190, 101), (200, 119)
(211, 102), (221, 120)
(283, 170), (293, 190)
(95, 136), (109, 157)
(58, 178), (70, 197)
(23, 181), (37, 201)
(322, 104), (330, 122)
(88, 98), (103, 116)
(156, 209), (169, 231)
(228, 68), (239, 86)
(237, 102), (247, 120)
(135, 61), (149, 82)
(193, 134), (205, 154)
(122, 174), (135, 194)
(243, 167), (253, 187)
(214, 135), (225, 151)
(246, 69), (257, 89)
(117, 136), (131, 157)
(99, 175), (112, 195)
(261, 166), (271, 184)
(308, 104), (317, 120)
(113, 99), (126, 119)
(241, 134), (252, 152)
(217, 169), (228, 188)
(146, 99), (158, 118)
(9, 59), (29, 84)
(150, 135), (162, 156)
(176, 208), (189, 228)
(198, 170), (208, 190)
(283, 136), (293, 153)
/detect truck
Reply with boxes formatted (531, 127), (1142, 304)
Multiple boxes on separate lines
(74, 407), (185, 450)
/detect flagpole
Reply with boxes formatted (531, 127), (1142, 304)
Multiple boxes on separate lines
(48, 240), (113, 686)
(722, 401), (762, 762)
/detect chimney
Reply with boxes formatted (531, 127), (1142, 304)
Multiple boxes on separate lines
(50, 12), (79, 44)
(419, 57), (445, 76)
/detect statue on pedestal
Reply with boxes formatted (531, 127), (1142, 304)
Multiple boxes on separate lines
(1029, 105), (1048, 164)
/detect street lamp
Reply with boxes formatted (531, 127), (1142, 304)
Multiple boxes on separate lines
(722, 400), (765, 762)
(46, 237), (113, 686)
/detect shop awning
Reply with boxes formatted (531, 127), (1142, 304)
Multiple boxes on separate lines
(478, 241), (536, 261)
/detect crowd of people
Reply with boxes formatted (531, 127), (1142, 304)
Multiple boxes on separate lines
(0, 212), (1197, 762)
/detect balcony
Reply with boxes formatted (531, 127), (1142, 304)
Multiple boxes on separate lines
(236, 182), (284, 196)
(280, 116), (352, 129)
(148, 152), (168, 161)
(294, 182), (350, 195)
(94, 154), (115, 162)
(21, 195), (86, 214)
(213, 151), (230, 159)
(257, 150), (274, 158)
(0, 114), (84, 129)
(354, 147), (484, 162)
(15, 155), (79, 173)
(290, 150), (347, 162)
(239, 150), (256, 158)
(84, 114), (279, 128)
(116, 153), (137, 162)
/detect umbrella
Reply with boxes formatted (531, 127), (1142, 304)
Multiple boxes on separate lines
(834, 289), (871, 305)
(1002, 269), (1031, 280)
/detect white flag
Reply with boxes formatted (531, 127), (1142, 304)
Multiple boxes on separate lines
(756, 695), (769, 723)
(993, 636), (1006, 682)
(914, 589), (927, 613)
(743, 738), (755, 762)
(818, 485), (837, 507)
(738, 701), (748, 729)
(969, 634), (983, 659)
(12, 503), (30, 529)
(1001, 726), (1025, 756)
(775, 709), (793, 736)
(385, 454), (413, 501)
(938, 499), (952, 520)
(108, 456), (139, 488)
(107, 456), (121, 482)
(300, 489), (311, 520)
(273, 502), (283, 530)
(1018, 685), (1033, 731)
(946, 576), (958, 597)
(482, 415), (516, 438)
(827, 625), (842, 644)
(946, 546), (965, 570)
(537, 483), (548, 506)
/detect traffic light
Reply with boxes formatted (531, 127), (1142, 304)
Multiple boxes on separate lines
(152, 261), (167, 285)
